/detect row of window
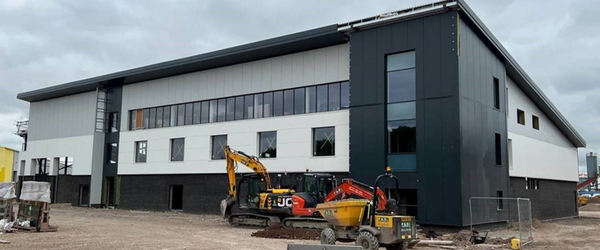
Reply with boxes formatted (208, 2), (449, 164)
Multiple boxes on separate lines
(128, 82), (349, 131)
(516, 109), (540, 130)
(127, 127), (336, 163)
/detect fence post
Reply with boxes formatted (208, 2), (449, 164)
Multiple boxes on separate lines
(517, 198), (522, 243)
(469, 198), (473, 232)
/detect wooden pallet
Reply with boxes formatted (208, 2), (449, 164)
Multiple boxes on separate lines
(15, 200), (57, 232)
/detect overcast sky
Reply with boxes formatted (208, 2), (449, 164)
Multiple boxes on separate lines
(1, 0), (598, 171)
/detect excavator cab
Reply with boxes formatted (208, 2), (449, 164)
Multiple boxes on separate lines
(237, 173), (268, 209)
(302, 173), (337, 203)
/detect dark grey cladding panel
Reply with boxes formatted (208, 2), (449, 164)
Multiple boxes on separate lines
(349, 11), (462, 226)
(457, 17), (509, 226)
(509, 177), (578, 220)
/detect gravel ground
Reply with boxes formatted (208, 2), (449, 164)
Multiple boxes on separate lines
(0, 204), (598, 250)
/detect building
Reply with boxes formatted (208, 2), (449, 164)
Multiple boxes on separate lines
(15, 0), (585, 226)
(0, 147), (18, 182)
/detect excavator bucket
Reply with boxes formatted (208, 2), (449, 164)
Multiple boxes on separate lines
(220, 197), (235, 218)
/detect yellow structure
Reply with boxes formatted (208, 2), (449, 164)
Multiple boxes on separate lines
(0, 147), (17, 182)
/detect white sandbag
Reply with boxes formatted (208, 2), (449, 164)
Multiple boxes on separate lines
(0, 182), (16, 200)
(19, 181), (51, 203)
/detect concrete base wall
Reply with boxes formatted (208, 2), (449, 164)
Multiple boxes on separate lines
(509, 177), (578, 220)
(118, 172), (349, 214)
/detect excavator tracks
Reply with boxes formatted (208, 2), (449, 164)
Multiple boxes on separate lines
(228, 213), (281, 228)
(281, 217), (329, 230)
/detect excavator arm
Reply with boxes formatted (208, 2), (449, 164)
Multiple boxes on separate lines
(324, 179), (388, 210)
(224, 145), (272, 200)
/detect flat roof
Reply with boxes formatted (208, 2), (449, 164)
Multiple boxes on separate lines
(16, 0), (585, 147)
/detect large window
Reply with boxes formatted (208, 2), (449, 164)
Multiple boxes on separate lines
(313, 127), (335, 156)
(259, 131), (277, 158)
(106, 143), (118, 164)
(108, 112), (119, 133)
(135, 141), (147, 163)
(127, 81), (350, 131)
(211, 135), (228, 160)
(493, 77), (500, 110)
(387, 51), (416, 171)
(170, 138), (185, 162)
(495, 133), (502, 166)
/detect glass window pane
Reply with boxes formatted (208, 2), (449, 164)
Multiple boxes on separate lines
(106, 143), (118, 164)
(217, 99), (226, 122)
(317, 85), (328, 112)
(226, 97), (235, 121)
(135, 141), (147, 163)
(244, 95), (254, 119)
(201, 101), (210, 124)
(387, 51), (415, 71)
(273, 91), (283, 116)
(211, 135), (228, 160)
(341, 82), (350, 108)
(193, 102), (201, 124)
(109, 112), (119, 133)
(263, 92), (273, 118)
(388, 154), (417, 171)
(254, 94), (264, 118)
(177, 104), (185, 126)
(149, 108), (156, 129)
(235, 96), (244, 120)
(387, 102), (416, 121)
(388, 120), (416, 153)
(306, 86), (317, 113)
(171, 138), (185, 162)
(328, 83), (340, 111)
(185, 103), (193, 125)
(284, 89), (294, 115)
(259, 131), (277, 158)
(170, 106), (177, 126)
(130, 110), (137, 130)
(388, 69), (416, 103)
(313, 127), (335, 156)
(156, 108), (163, 128)
(163, 106), (171, 127)
(294, 88), (305, 114)
(142, 109), (149, 129)
(209, 100), (217, 123)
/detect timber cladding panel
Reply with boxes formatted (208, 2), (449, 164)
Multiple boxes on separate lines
(349, 11), (462, 226)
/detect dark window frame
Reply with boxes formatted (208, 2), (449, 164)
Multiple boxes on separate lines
(108, 112), (119, 133)
(258, 131), (277, 158)
(313, 127), (335, 157)
(211, 135), (228, 160)
(532, 115), (540, 130)
(495, 133), (502, 166)
(135, 141), (148, 163)
(170, 138), (185, 162)
(493, 77), (500, 110)
(517, 109), (525, 125)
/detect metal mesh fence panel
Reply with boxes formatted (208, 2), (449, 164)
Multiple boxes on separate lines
(469, 197), (533, 246)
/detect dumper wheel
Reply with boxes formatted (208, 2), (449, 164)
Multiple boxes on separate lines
(356, 231), (379, 250)
(385, 242), (407, 250)
(320, 228), (336, 245)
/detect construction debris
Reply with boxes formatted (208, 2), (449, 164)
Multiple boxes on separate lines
(251, 224), (320, 240)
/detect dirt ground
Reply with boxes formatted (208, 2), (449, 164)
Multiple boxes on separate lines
(0, 204), (598, 250)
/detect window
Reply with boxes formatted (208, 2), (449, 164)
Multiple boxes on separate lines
(316, 85), (328, 112)
(226, 97), (235, 121)
(387, 51), (416, 171)
(254, 94), (264, 118)
(313, 127), (335, 156)
(176, 104), (184, 126)
(106, 143), (118, 164)
(163, 106), (171, 127)
(142, 109), (149, 129)
(211, 135), (228, 160)
(193, 102), (201, 124)
(235, 96), (244, 120)
(209, 100), (218, 122)
(283, 89), (294, 115)
(156, 108), (163, 128)
(129, 110), (137, 130)
(328, 83), (340, 111)
(306, 86), (317, 113)
(294, 88), (305, 114)
(148, 108), (156, 129)
(135, 141), (147, 163)
(526, 178), (539, 190)
(170, 106), (177, 126)
(259, 132), (277, 158)
(517, 109), (525, 125)
(108, 112), (119, 133)
(495, 133), (502, 166)
(217, 98), (226, 122)
(493, 77), (500, 110)
(263, 92), (273, 118)
(532, 115), (539, 130)
(341, 81), (350, 108)
(184, 103), (193, 125)
(244, 95), (254, 119)
(170, 138), (185, 162)
(273, 91), (283, 116)
(201, 101), (210, 124)
(497, 191), (504, 210)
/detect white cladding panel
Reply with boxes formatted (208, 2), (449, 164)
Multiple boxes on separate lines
(120, 44), (349, 130)
(118, 110), (349, 175)
(506, 76), (578, 182)
(28, 91), (97, 141)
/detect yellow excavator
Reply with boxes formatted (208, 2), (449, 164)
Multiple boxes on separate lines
(220, 146), (297, 227)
